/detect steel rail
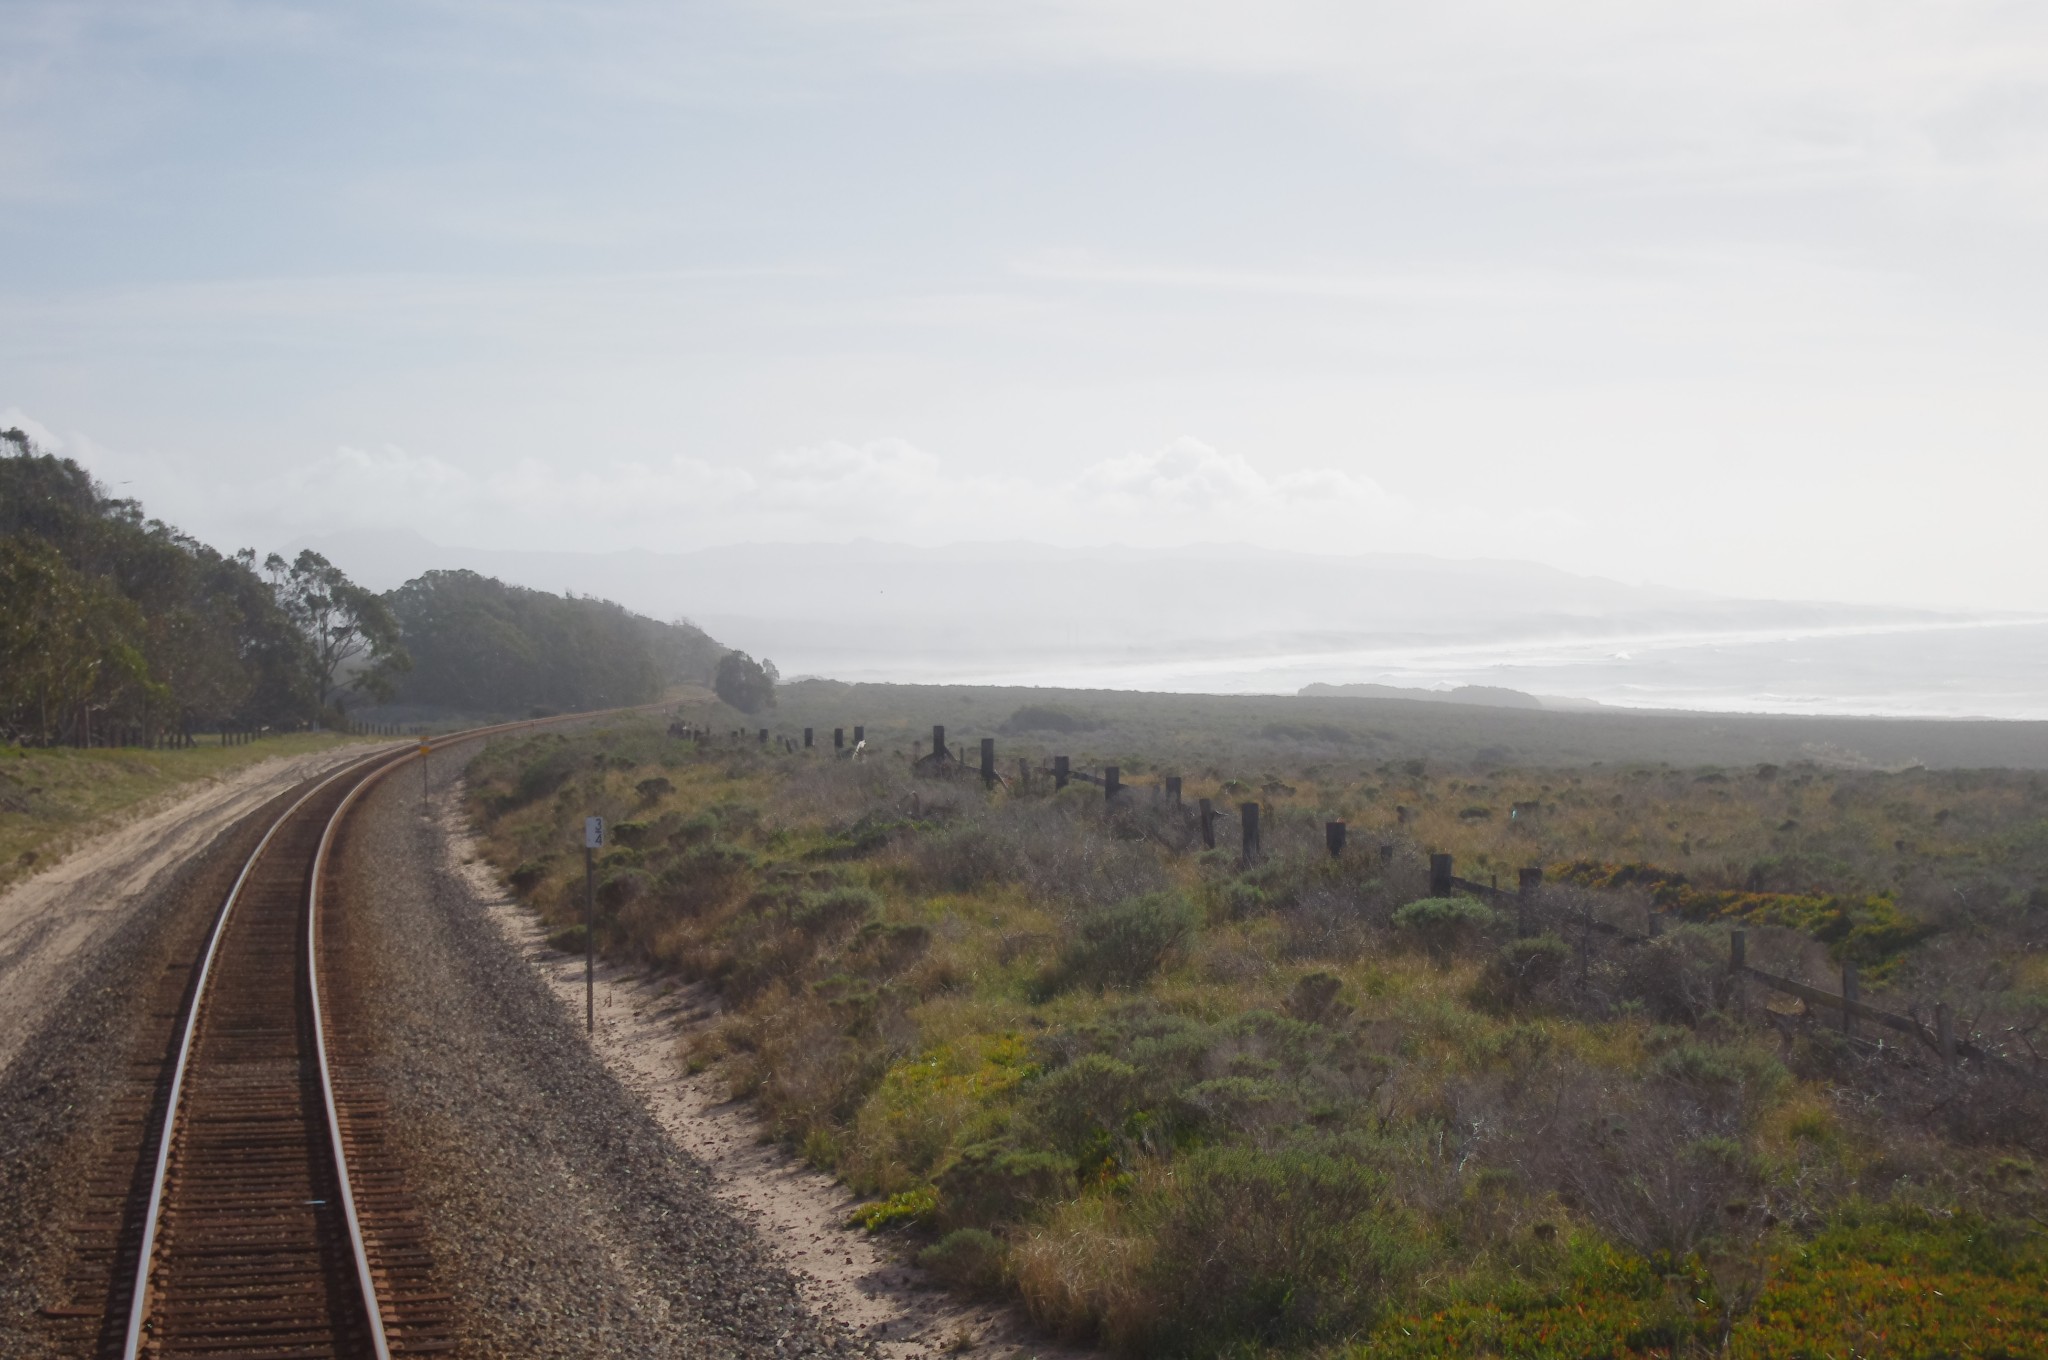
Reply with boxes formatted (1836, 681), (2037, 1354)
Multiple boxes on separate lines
(119, 706), (643, 1358)
(300, 711), (614, 1357)
(308, 756), (404, 1359)
(119, 741), (409, 1360)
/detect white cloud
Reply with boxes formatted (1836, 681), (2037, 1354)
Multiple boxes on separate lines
(777, 1), (2048, 208)
(1072, 439), (1400, 524)
(47, 422), (1413, 560)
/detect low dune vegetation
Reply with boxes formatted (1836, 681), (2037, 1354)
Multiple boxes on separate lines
(467, 707), (2048, 1359)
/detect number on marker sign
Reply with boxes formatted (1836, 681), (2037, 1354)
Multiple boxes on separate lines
(584, 816), (604, 849)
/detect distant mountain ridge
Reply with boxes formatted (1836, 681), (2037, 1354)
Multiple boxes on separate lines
(293, 530), (1979, 707)
(1304, 682), (1530, 709)
(300, 531), (1936, 647)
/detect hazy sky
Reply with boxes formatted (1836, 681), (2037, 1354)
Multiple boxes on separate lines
(5, 2), (2046, 611)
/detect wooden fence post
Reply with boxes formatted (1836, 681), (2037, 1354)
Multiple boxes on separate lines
(1379, 843), (1393, 866)
(932, 725), (946, 762)
(1165, 775), (1181, 806)
(1199, 798), (1216, 848)
(1018, 756), (1030, 790)
(853, 725), (864, 745)
(1518, 866), (1542, 937)
(1429, 853), (1453, 896)
(1325, 821), (1346, 858)
(1935, 1002), (1955, 1065)
(1104, 765), (1121, 801)
(1054, 755), (1070, 790)
(981, 737), (996, 788)
(1240, 802), (1261, 867)
(804, 727), (813, 748)
(834, 727), (845, 750)
(1842, 963), (1860, 1037)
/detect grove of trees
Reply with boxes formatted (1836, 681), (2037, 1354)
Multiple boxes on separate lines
(385, 570), (722, 715)
(0, 431), (363, 743)
(0, 431), (726, 744)
(713, 650), (778, 713)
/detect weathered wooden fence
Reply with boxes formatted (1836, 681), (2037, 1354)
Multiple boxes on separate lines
(671, 711), (2040, 1083)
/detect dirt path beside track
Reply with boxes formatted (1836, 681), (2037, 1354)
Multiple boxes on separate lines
(0, 743), (386, 1078)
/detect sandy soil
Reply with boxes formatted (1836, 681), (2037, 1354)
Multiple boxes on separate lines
(0, 743), (389, 1077)
(437, 786), (1091, 1360)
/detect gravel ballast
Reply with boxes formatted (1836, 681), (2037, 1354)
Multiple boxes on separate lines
(328, 741), (866, 1359)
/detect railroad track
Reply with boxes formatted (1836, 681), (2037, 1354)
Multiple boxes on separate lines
(33, 715), (586, 1359)
(105, 744), (432, 1358)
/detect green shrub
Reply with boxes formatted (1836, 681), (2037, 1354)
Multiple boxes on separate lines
(1285, 971), (1352, 1025)
(634, 775), (675, 803)
(1051, 892), (1197, 991)
(795, 885), (879, 935)
(1224, 881), (1267, 918)
(1649, 1040), (1786, 1104)
(1030, 1054), (1144, 1160)
(651, 843), (757, 916)
(1140, 1138), (1423, 1352)
(673, 811), (719, 845)
(1393, 896), (1499, 963)
(1609, 925), (1726, 1025)
(918, 1228), (1009, 1294)
(907, 822), (1028, 892)
(512, 746), (584, 807)
(849, 920), (932, 975)
(597, 866), (650, 910)
(1470, 934), (1571, 1014)
(939, 1143), (1073, 1229)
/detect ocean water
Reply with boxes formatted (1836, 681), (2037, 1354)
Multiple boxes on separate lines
(787, 618), (2048, 721)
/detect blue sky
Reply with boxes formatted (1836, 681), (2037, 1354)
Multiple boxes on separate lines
(5, 2), (2047, 610)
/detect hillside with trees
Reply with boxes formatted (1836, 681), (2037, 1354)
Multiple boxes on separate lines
(0, 430), (336, 743)
(385, 569), (722, 716)
(0, 431), (723, 743)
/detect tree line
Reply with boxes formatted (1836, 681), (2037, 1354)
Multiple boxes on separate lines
(0, 431), (725, 744)
(387, 569), (723, 717)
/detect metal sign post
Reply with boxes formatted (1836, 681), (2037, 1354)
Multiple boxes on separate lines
(417, 737), (431, 814)
(582, 816), (603, 1034)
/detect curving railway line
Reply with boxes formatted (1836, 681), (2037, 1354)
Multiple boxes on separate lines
(69, 718), (554, 1359)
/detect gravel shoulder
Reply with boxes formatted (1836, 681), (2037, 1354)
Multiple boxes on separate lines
(330, 742), (868, 1359)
